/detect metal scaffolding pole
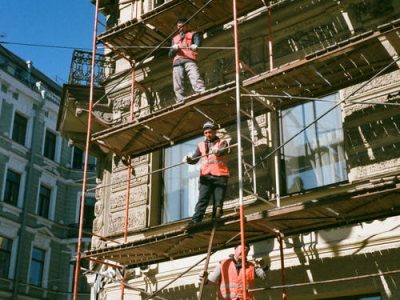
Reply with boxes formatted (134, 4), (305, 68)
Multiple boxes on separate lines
(72, 0), (99, 299)
(232, 0), (248, 299)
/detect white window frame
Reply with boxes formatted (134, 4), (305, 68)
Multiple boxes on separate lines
(35, 174), (57, 221)
(3, 157), (27, 209)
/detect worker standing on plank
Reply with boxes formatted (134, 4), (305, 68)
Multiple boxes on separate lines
(183, 121), (229, 227)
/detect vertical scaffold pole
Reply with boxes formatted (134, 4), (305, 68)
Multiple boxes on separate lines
(232, 0), (248, 299)
(73, 0), (99, 299)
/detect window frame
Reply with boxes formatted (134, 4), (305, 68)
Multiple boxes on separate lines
(279, 94), (348, 195)
(43, 129), (57, 161)
(0, 235), (13, 279)
(29, 247), (46, 287)
(11, 112), (28, 146)
(37, 184), (51, 219)
(3, 169), (21, 206)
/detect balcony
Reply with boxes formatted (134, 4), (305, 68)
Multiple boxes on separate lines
(57, 50), (115, 153)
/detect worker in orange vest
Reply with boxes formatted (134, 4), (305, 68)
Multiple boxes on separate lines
(183, 121), (229, 227)
(202, 243), (268, 299)
(169, 16), (205, 103)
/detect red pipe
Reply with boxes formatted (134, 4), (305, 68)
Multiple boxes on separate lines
(72, 0), (99, 299)
(232, 0), (248, 298)
(130, 66), (136, 122)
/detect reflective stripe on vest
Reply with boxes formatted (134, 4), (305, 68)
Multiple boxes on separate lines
(198, 140), (229, 177)
(218, 259), (255, 300)
(173, 32), (198, 63)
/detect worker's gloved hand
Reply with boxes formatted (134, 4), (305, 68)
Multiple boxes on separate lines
(183, 155), (193, 164)
(210, 148), (221, 156)
(172, 44), (179, 50)
(190, 44), (198, 50)
(254, 258), (269, 271)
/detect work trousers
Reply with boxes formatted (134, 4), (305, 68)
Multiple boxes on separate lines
(191, 175), (228, 223)
(173, 60), (205, 102)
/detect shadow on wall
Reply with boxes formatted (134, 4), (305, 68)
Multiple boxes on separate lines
(344, 93), (400, 170)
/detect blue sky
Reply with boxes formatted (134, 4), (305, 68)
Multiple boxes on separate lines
(0, 0), (100, 85)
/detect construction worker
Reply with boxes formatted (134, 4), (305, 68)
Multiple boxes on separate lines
(169, 16), (205, 103)
(183, 121), (229, 226)
(202, 243), (268, 300)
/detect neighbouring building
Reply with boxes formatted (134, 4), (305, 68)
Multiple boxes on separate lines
(0, 44), (96, 300)
(58, 0), (400, 299)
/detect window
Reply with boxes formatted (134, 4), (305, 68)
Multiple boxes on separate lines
(72, 147), (96, 171)
(162, 136), (202, 223)
(12, 113), (27, 145)
(280, 94), (347, 194)
(1, 83), (7, 93)
(29, 247), (45, 286)
(83, 197), (96, 230)
(322, 294), (381, 300)
(12, 92), (18, 100)
(4, 169), (21, 205)
(38, 185), (51, 218)
(0, 236), (12, 278)
(43, 130), (56, 160)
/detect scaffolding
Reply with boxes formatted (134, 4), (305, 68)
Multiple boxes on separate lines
(57, 1), (400, 299)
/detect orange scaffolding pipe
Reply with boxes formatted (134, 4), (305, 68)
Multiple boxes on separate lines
(72, 0), (100, 299)
(232, 0), (248, 299)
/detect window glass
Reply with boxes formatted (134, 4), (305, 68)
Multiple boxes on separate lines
(281, 94), (347, 194)
(83, 196), (96, 230)
(29, 247), (45, 286)
(4, 169), (21, 205)
(163, 136), (202, 223)
(1, 84), (7, 93)
(0, 236), (12, 278)
(72, 147), (96, 171)
(12, 113), (27, 145)
(43, 130), (56, 160)
(38, 185), (51, 218)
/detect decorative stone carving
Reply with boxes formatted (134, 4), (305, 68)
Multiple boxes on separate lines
(107, 205), (147, 234)
(109, 184), (148, 211)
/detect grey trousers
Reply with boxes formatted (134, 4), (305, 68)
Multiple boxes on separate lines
(173, 61), (205, 102)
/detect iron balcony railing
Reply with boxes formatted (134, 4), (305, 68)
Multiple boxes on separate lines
(68, 50), (114, 86)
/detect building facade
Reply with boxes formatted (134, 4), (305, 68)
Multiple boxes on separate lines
(0, 45), (95, 300)
(59, 0), (400, 299)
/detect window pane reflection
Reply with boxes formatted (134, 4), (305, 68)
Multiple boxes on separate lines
(281, 94), (347, 194)
(163, 136), (202, 223)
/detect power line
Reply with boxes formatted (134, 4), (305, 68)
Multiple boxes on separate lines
(0, 40), (91, 51)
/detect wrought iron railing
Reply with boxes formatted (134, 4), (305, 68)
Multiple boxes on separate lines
(68, 50), (114, 86)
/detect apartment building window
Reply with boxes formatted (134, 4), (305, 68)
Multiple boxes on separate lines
(0, 236), (12, 278)
(12, 113), (27, 145)
(163, 136), (202, 223)
(4, 169), (21, 205)
(12, 92), (18, 100)
(37, 185), (51, 218)
(83, 197), (96, 230)
(29, 247), (45, 286)
(280, 94), (347, 194)
(43, 130), (56, 160)
(1, 83), (7, 93)
(72, 147), (96, 171)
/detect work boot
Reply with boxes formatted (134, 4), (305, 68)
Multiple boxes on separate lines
(185, 219), (201, 230)
(215, 206), (223, 219)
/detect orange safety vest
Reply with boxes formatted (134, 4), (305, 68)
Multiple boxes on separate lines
(172, 31), (198, 63)
(218, 259), (255, 300)
(198, 139), (230, 177)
